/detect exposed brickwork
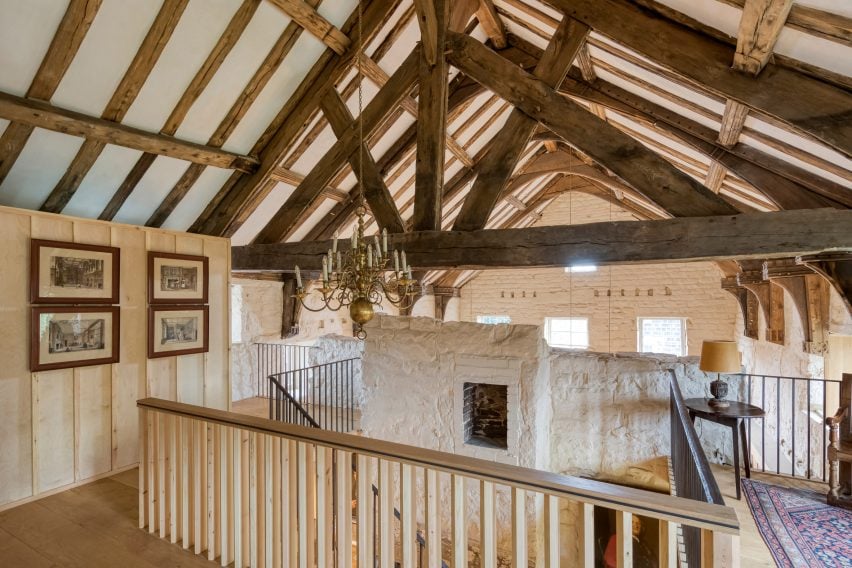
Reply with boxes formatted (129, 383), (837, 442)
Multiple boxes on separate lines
(458, 193), (738, 355)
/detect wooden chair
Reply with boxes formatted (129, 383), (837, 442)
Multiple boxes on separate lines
(827, 373), (851, 510)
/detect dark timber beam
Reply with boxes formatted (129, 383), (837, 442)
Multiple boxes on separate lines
(445, 32), (739, 218)
(541, 0), (852, 157)
(252, 47), (420, 244)
(232, 208), (852, 271)
(319, 90), (404, 233)
(453, 18), (588, 231)
(412, 0), (450, 231)
(733, 0), (793, 75)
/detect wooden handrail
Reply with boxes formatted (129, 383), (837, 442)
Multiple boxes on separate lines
(138, 397), (739, 533)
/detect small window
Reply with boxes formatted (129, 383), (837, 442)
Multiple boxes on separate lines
(477, 315), (511, 325)
(230, 285), (243, 344)
(544, 317), (589, 349)
(638, 317), (687, 356)
(565, 264), (597, 273)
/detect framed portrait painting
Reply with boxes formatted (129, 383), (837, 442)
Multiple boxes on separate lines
(31, 306), (120, 371)
(148, 252), (208, 304)
(30, 239), (120, 304)
(148, 305), (209, 358)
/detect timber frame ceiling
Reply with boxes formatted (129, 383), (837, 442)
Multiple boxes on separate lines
(0, 0), (850, 288)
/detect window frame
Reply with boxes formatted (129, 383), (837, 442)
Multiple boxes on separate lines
(636, 317), (688, 357)
(543, 316), (589, 349)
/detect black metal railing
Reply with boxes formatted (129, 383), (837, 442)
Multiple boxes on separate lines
(669, 370), (724, 568)
(255, 343), (314, 399)
(268, 358), (359, 433)
(733, 373), (842, 481)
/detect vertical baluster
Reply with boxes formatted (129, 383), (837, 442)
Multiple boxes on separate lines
(659, 520), (677, 568)
(264, 436), (273, 568)
(249, 432), (258, 567)
(791, 379), (796, 476)
(207, 423), (216, 562)
(544, 494), (559, 567)
(823, 385), (828, 481)
(220, 426), (231, 566)
(241, 431), (251, 567)
(357, 454), (373, 568)
(194, 421), (204, 554)
(776, 377), (781, 474)
(806, 380), (812, 478)
(378, 459), (394, 568)
(139, 408), (147, 530)
(307, 443), (317, 568)
(511, 487), (526, 568)
(182, 417), (191, 549)
(335, 450), (353, 568)
(169, 416), (178, 545)
(317, 447), (333, 567)
(298, 442), (309, 568)
(761, 376), (766, 472)
(480, 481), (496, 568)
(271, 437), (282, 568)
(401, 463), (415, 566)
(287, 439), (298, 567)
(701, 529), (739, 567)
(453, 475), (467, 568)
(580, 503), (594, 568)
(159, 413), (167, 539)
(146, 411), (156, 533)
(425, 469), (440, 567)
(233, 429), (243, 568)
(615, 510), (632, 568)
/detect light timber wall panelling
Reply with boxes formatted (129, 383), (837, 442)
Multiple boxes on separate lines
(0, 205), (230, 510)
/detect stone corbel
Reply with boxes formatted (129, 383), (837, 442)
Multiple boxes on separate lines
(797, 253), (852, 318)
(721, 276), (759, 339)
(764, 259), (829, 354)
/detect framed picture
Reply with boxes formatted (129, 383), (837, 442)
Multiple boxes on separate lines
(31, 239), (120, 304)
(148, 252), (208, 304)
(148, 305), (209, 358)
(31, 306), (120, 371)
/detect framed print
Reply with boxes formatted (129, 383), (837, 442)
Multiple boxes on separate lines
(31, 239), (120, 304)
(148, 305), (209, 358)
(148, 252), (208, 304)
(31, 306), (120, 371)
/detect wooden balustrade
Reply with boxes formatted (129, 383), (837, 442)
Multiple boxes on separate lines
(138, 398), (740, 567)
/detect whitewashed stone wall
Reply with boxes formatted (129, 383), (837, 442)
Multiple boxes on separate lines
(457, 193), (738, 355)
(231, 278), (284, 401)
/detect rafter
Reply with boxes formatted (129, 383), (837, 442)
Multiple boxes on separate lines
(252, 46), (420, 244)
(0, 0), (102, 186)
(267, 0), (350, 55)
(413, 0), (451, 231)
(734, 0), (794, 74)
(445, 32), (738, 218)
(412, 0), (439, 65)
(233, 209), (852, 272)
(453, 17), (588, 231)
(0, 91), (256, 172)
(144, 3), (314, 227)
(705, 162), (727, 194)
(190, 0), (400, 237)
(320, 90), (404, 233)
(542, 0), (852, 157)
(477, 0), (507, 48)
(717, 100), (749, 147)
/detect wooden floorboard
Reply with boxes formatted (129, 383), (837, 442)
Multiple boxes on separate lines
(0, 473), (216, 568)
(710, 462), (828, 568)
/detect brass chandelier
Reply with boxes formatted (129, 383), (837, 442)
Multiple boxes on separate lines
(291, 0), (417, 339)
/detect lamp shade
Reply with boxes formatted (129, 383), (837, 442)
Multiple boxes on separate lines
(699, 340), (741, 373)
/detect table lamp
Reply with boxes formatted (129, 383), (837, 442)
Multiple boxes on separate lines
(699, 340), (741, 409)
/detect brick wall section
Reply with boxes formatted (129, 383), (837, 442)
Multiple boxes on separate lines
(458, 193), (738, 355)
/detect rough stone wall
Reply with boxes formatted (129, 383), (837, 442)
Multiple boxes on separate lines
(231, 278), (284, 401)
(457, 193), (738, 355)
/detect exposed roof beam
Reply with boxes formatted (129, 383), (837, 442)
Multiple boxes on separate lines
(233, 208), (852, 271)
(413, 0), (450, 231)
(477, 0), (507, 48)
(542, 0), (852, 157)
(190, 0), (399, 237)
(733, 0), (793, 75)
(144, 4), (312, 227)
(705, 161), (727, 194)
(412, 0), (439, 65)
(320, 90), (404, 232)
(717, 0), (851, 46)
(269, 167), (347, 202)
(445, 31), (738, 217)
(0, 91), (257, 172)
(267, 0), (350, 54)
(253, 46), (420, 244)
(358, 54), (473, 167)
(453, 17), (589, 231)
(718, 100), (749, 147)
(0, 0), (102, 186)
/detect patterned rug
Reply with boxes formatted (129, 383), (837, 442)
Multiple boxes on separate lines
(742, 478), (852, 567)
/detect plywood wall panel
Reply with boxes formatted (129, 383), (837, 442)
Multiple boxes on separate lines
(175, 233), (206, 406)
(0, 210), (33, 504)
(76, 365), (112, 480)
(72, 221), (111, 245)
(30, 215), (73, 241)
(205, 238), (230, 410)
(33, 371), (75, 492)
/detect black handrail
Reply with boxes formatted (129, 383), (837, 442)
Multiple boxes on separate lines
(669, 369), (724, 568)
(268, 375), (319, 428)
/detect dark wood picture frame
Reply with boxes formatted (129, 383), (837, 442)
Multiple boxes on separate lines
(148, 305), (209, 359)
(30, 239), (120, 304)
(31, 306), (120, 371)
(148, 251), (209, 305)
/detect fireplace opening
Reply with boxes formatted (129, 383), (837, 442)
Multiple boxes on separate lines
(463, 382), (508, 450)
